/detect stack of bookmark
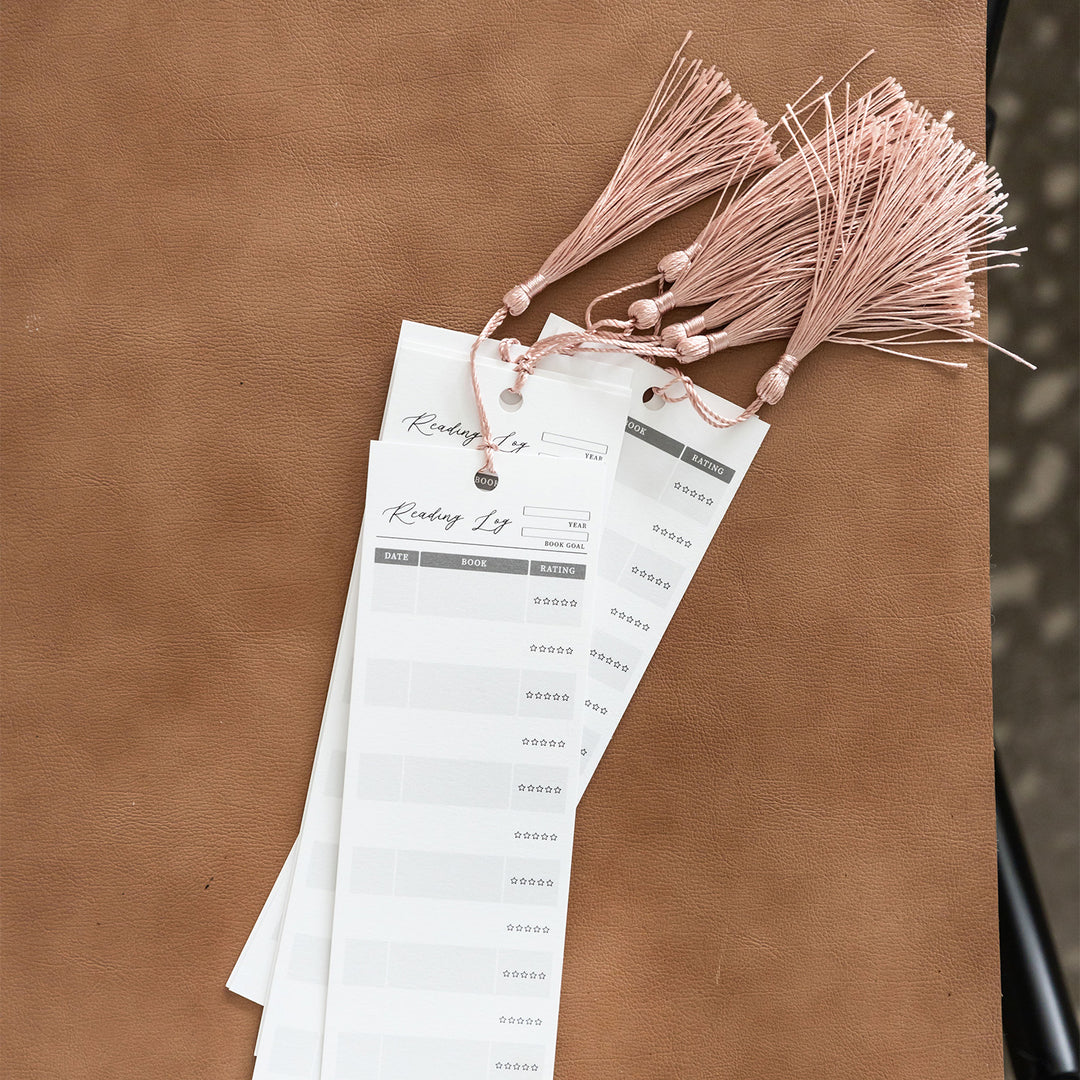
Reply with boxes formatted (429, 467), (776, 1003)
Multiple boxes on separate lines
(226, 313), (768, 1079)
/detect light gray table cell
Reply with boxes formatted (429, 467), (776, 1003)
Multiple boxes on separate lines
(323, 747), (346, 799)
(662, 459), (725, 524)
(409, 661), (520, 715)
(579, 724), (602, 768)
(348, 846), (396, 896)
(598, 526), (635, 583)
(524, 587), (582, 626)
(287, 932), (330, 985)
(503, 858), (562, 911)
(489, 1043), (546, 1077)
(270, 1027), (321, 1078)
(355, 752), (404, 801)
(305, 839), (338, 891)
(617, 543), (685, 605)
(393, 850), (504, 903)
(371, 563), (418, 614)
(588, 628), (643, 691)
(616, 426), (677, 500)
(364, 658), (411, 708)
(387, 941), (498, 995)
(401, 757), (512, 810)
(330, 1033), (381, 1080)
(415, 568), (527, 623)
(380, 1036), (489, 1080)
(342, 938), (389, 988)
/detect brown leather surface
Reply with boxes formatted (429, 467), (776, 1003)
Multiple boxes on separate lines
(2, 2), (999, 1077)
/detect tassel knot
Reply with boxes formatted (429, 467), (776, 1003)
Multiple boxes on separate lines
(756, 353), (799, 405)
(477, 439), (501, 476)
(660, 314), (706, 348)
(677, 329), (729, 362)
(676, 335), (711, 362)
(503, 273), (547, 316)
(660, 323), (688, 347)
(657, 242), (700, 282)
(511, 348), (537, 392)
(628, 290), (677, 329)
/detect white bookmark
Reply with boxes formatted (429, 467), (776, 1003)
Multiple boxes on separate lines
(321, 441), (607, 1080)
(228, 323), (629, 1017)
(231, 316), (768, 1031)
(245, 323), (632, 1076)
(542, 315), (768, 788)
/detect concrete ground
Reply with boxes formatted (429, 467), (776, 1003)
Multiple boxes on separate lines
(986, 0), (1079, 1061)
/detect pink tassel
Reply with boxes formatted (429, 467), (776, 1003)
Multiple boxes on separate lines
(623, 78), (912, 332)
(738, 90), (1030, 414)
(499, 34), (780, 318)
(469, 34), (781, 474)
(517, 82), (1027, 437)
(658, 86), (894, 360)
(651, 53), (878, 287)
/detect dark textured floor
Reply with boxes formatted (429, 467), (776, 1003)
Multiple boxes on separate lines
(986, 0), (1080, 1037)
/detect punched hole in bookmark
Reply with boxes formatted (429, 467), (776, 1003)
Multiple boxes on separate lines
(642, 387), (665, 411)
(499, 387), (523, 412)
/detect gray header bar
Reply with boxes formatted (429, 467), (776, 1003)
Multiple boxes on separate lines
(679, 446), (735, 484)
(375, 548), (419, 566)
(529, 560), (586, 580)
(624, 416), (684, 459)
(419, 552), (529, 575)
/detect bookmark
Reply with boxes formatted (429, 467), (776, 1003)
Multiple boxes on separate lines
(322, 442), (607, 1080)
(539, 317), (768, 785)
(230, 314), (769, 1016)
(227, 837), (296, 1006)
(246, 324), (632, 1077)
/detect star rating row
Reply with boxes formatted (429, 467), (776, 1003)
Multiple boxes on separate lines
(652, 523), (693, 548)
(524, 691), (571, 702)
(673, 480), (714, 505)
(610, 607), (650, 632)
(590, 649), (630, 672)
(629, 565), (671, 590)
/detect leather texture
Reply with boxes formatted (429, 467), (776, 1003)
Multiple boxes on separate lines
(2, 2), (999, 1077)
